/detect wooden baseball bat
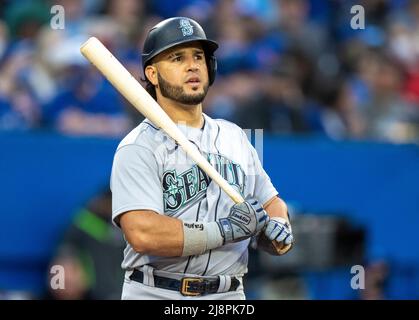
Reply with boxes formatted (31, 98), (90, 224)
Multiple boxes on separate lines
(80, 37), (291, 254)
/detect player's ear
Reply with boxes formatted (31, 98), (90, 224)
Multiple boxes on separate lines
(145, 65), (158, 86)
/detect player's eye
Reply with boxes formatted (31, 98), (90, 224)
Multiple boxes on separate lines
(172, 56), (182, 62)
(195, 54), (204, 60)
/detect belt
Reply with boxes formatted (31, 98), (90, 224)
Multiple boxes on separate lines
(129, 269), (240, 297)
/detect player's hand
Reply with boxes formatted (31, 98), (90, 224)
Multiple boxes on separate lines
(217, 198), (269, 244)
(264, 216), (294, 245)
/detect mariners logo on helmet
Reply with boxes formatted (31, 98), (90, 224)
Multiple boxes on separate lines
(179, 19), (194, 36)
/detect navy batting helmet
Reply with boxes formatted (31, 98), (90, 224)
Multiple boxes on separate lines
(142, 17), (219, 85)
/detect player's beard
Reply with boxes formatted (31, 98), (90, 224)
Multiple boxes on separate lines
(157, 73), (209, 105)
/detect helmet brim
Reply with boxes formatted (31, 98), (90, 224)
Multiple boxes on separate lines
(142, 37), (218, 69)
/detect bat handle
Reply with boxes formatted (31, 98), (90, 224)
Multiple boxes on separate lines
(230, 192), (244, 204)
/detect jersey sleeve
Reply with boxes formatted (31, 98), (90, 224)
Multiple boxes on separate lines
(242, 132), (279, 206)
(110, 144), (163, 227)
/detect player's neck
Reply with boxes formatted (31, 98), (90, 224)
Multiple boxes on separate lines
(158, 99), (204, 129)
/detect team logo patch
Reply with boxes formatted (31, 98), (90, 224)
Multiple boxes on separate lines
(179, 19), (194, 36)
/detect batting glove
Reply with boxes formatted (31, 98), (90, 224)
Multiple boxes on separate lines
(264, 216), (294, 245)
(217, 198), (269, 244)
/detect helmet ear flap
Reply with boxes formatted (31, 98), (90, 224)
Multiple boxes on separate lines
(207, 55), (217, 85)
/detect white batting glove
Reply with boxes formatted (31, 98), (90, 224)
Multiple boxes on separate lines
(264, 216), (294, 245)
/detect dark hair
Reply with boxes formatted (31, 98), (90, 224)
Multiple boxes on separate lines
(141, 54), (157, 101)
(145, 79), (157, 101)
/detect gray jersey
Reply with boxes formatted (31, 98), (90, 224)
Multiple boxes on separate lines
(111, 113), (278, 277)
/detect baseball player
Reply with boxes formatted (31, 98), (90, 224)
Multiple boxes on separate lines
(110, 17), (294, 300)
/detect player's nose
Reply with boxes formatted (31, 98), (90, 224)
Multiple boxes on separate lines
(185, 55), (200, 72)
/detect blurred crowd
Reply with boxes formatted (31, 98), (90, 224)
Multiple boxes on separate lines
(0, 0), (419, 142)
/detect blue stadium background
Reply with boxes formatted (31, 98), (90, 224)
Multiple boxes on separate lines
(1, 132), (418, 299)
